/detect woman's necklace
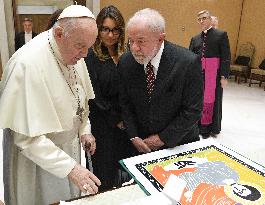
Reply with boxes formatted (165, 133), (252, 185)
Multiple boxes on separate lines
(47, 30), (84, 122)
(108, 48), (118, 65)
(111, 55), (118, 65)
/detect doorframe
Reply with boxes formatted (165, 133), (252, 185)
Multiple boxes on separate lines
(0, 0), (10, 73)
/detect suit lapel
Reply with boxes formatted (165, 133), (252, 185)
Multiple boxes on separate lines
(152, 42), (175, 99)
(21, 32), (25, 45)
(135, 63), (150, 102)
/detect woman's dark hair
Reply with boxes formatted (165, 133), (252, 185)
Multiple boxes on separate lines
(233, 184), (261, 201)
(46, 9), (63, 30)
(93, 5), (125, 61)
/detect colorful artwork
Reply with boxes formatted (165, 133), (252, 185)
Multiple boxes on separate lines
(121, 139), (265, 204)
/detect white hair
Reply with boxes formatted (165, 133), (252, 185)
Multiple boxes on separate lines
(211, 16), (218, 21)
(211, 16), (218, 28)
(127, 8), (165, 33)
(53, 18), (82, 37)
(197, 10), (212, 18)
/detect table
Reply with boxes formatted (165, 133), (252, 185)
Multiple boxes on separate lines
(50, 184), (146, 205)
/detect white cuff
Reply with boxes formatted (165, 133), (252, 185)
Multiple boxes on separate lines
(130, 136), (140, 141)
(79, 118), (92, 136)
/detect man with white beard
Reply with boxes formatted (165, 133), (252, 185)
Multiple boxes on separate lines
(119, 8), (203, 155)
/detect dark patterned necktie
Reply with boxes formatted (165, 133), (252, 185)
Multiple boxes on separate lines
(146, 62), (155, 101)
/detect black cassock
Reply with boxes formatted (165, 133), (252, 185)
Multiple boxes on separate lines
(84, 48), (133, 191)
(189, 28), (231, 134)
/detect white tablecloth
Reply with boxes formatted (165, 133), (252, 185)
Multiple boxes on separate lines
(60, 184), (146, 205)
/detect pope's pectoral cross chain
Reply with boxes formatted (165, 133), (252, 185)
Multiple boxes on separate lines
(76, 106), (85, 123)
(48, 30), (85, 123)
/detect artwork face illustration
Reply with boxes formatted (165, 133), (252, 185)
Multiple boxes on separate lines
(121, 140), (265, 204)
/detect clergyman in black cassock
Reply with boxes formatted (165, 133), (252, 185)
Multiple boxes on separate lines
(189, 10), (231, 138)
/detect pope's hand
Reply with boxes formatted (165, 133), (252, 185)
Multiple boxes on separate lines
(131, 137), (151, 153)
(0, 200), (5, 205)
(80, 134), (96, 155)
(68, 164), (101, 194)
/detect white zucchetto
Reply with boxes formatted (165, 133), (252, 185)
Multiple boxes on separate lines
(58, 5), (95, 20)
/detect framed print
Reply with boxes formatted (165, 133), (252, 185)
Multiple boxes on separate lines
(120, 139), (265, 204)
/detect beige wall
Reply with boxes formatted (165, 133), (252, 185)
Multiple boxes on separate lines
(100, 0), (264, 67)
(16, 0), (72, 8)
(15, 0), (73, 34)
(1, 0), (263, 69)
(237, 0), (265, 67)
(100, 0), (243, 62)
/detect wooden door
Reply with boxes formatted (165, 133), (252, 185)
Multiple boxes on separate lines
(16, 14), (51, 34)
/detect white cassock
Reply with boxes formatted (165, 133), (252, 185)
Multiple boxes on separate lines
(0, 29), (95, 205)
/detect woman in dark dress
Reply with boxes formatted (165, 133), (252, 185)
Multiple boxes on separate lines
(84, 5), (132, 192)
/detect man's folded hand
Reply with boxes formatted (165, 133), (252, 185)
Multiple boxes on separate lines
(131, 137), (151, 153)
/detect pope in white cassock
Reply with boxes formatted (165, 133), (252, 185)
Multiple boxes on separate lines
(0, 5), (101, 205)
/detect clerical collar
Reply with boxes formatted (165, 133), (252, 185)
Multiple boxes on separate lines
(203, 26), (213, 34)
(25, 31), (32, 34)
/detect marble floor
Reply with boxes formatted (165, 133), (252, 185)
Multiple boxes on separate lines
(0, 79), (265, 198)
(213, 79), (265, 166)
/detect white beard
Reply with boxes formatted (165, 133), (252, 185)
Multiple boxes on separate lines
(132, 45), (159, 65)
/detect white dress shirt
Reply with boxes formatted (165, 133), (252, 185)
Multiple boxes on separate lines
(144, 41), (165, 78)
(24, 31), (33, 43)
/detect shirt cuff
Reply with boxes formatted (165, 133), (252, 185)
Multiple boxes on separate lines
(79, 118), (92, 136)
(130, 136), (140, 141)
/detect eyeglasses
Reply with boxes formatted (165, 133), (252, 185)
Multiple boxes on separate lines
(128, 39), (148, 48)
(100, 26), (121, 35)
(197, 16), (209, 22)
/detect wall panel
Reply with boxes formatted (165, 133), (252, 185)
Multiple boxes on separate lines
(100, 0), (243, 61)
(16, 14), (50, 33)
(237, 0), (265, 67)
(15, 0), (73, 34)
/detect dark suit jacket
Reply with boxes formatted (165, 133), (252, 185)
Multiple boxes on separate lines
(119, 41), (203, 148)
(189, 28), (231, 78)
(15, 31), (38, 51)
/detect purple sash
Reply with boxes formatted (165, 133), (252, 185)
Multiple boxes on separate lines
(201, 57), (220, 125)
